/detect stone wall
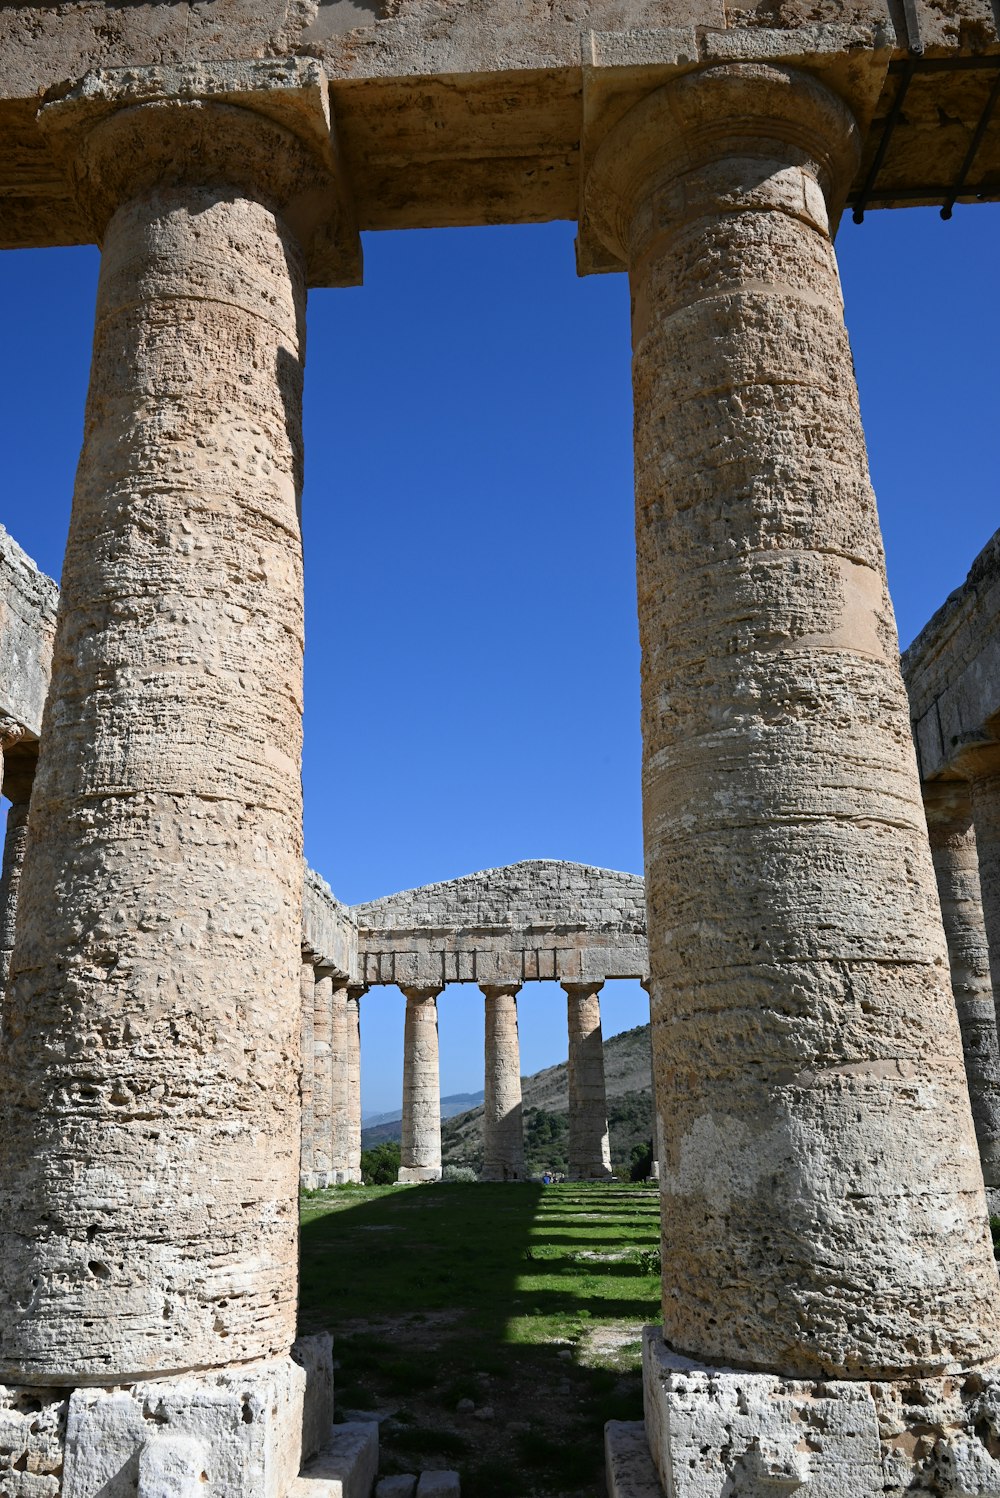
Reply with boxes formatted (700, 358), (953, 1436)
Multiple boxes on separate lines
(902, 531), (1000, 782)
(0, 525), (57, 740)
(353, 859), (648, 988)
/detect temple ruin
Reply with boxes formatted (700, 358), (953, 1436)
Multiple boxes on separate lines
(3, 0), (1000, 1492)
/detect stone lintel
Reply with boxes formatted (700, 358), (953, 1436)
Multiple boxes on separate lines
(640, 1327), (1000, 1498)
(38, 59), (362, 288)
(576, 21), (892, 275)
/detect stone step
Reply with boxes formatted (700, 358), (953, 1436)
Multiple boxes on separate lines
(289, 1422), (379, 1498)
(605, 1421), (664, 1498)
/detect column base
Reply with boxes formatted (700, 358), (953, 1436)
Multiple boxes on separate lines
(566, 1167), (614, 1182)
(397, 1167), (442, 1184)
(620, 1327), (1000, 1498)
(479, 1167), (526, 1182)
(0, 1336), (343, 1498)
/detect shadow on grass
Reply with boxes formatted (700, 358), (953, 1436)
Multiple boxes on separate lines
(299, 1183), (660, 1498)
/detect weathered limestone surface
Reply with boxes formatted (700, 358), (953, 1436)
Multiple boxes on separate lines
(903, 530), (1000, 785)
(398, 987), (443, 1184)
(587, 60), (1000, 1380)
(355, 860), (647, 988)
(344, 987), (364, 1183)
(0, 524), (58, 739)
(301, 960), (318, 1187)
(3, 4), (1000, 252)
(0, 741), (35, 990)
(564, 982), (613, 1181)
(312, 970), (335, 1185)
(304, 866), (357, 981)
(923, 780), (1000, 1208)
(0, 65), (341, 1384)
(639, 1326), (1000, 1498)
(481, 985), (525, 1182)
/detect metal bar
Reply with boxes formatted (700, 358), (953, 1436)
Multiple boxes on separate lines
(852, 60), (918, 222)
(940, 65), (1000, 216)
(887, 55), (1000, 73)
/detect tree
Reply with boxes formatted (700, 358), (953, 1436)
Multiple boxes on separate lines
(361, 1140), (401, 1184)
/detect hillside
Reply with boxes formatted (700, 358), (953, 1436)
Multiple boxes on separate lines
(361, 1090), (485, 1147)
(441, 1023), (653, 1176)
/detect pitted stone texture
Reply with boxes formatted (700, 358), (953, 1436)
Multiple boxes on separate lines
(312, 972), (335, 1183)
(398, 988), (442, 1183)
(0, 111), (309, 1380)
(564, 983), (612, 1181)
(924, 781), (1000, 1205)
(344, 989), (363, 1183)
(302, 960), (318, 1187)
(587, 62), (1000, 1379)
(0, 524), (57, 738)
(0, 1385), (67, 1498)
(303, 868), (357, 983)
(481, 985), (525, 1182)
(903, 529), (1000, 785)
(354, 860), (647, 988)
(288, 1421), (378, 1498)
(292, 1332), (335, 1467)
(968, 768), (1000, 1046)
(643, 1329), (1000, 1498)
(0, 742), (36, 991)
(605, 1420), (665, 1498)
(62, 1355), (308, 1498)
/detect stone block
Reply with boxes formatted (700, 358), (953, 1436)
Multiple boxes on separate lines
(62, 1355), (307, 1498)
(0, 1386), (67, 1498)
(415, 1473), (460, 1498)
(289, 1422), (379, 1498)
(374, 1477), (417, 1498)
(605, 1421), (664, 1498)
(138, 1434), (207, 1498)
(293, 1332), (336, 1464)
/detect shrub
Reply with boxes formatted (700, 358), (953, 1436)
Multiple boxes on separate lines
(442, 1164), (478, 1183)
(628, 1141), (654, 1182)
(361, 1140), (401, 1184)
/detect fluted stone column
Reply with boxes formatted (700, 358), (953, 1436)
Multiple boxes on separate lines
(924, 780), (1000, 1211)
(398, 986), (443, 1183)
(0, 738), (36, 994)
(345, 985), (365, 1183)
(587, 59), (1000, 1490)
(0, 70), (354, 1445)
(328, 982), (350, 1181)
(481, 984), (525, 1181)
(311, 969), (335, 1188)
(300, 959), (317, 1188)
(641, 979), (661, 1182)
(562, 982), (612, 1181)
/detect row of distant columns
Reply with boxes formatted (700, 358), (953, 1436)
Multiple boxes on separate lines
(923, 764), (1000, 1210)
(300, 960), (365, 1187)
(301, 979), (617, 1186)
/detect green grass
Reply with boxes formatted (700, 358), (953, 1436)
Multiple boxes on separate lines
(299, 1182), (661, 1497)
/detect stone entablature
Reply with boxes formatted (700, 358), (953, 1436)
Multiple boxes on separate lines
(0, 524), (57, 744)
(902, 531), (1000, 782)
(304, 867), (357, 980)
(352, 859), (648, 989)
(4, 8), (1000, 255)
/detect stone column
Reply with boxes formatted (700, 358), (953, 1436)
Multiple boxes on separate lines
(0, 737), (37, 993)
(328, 982), (350, 1182)
(311, 969), (335, 1188)
(562, 982), (612, 1181)
(641, 979), (661, 1182)
(964, 750), (1000, 1036)
(924, 779), (1000, 1212)
(0, 67), (354, 1446)
(480, 984), (525, 1181)
(398, 986), (443, 1183)
(344, 985), (365, 1183)
(586, 59), (1000, 1490)
(300, 959), (317, 1188)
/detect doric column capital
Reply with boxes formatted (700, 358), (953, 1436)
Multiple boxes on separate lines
(584, 63), (861, 268)
(951, 733), (1000, 784)
(399, 985), (443, 1005)
(346, 984), (368, 1005)
(37, 60), (361, 287)
(561, 980), (604, 998)
(921, 777), (974, 831)
(480, 983), (522, 1000)
(0, 718), (32, 755)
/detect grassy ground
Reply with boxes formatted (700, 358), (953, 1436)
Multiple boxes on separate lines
(299, 1181), (662, 1498)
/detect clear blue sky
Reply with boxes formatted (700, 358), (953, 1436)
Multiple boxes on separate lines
(1, 204), (997, 1114)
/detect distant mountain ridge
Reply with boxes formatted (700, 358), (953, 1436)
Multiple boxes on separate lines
(361, 1091), (486, 1146)
(441, 1023), (654, 1174)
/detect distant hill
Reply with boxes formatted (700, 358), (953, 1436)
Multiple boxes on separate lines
(361, 1090), (485, 1147)
(441, 1023), (653, 1176)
